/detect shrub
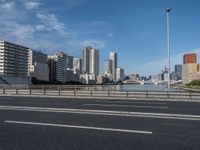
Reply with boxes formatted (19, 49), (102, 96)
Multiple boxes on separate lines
(186, 80), (200, 87)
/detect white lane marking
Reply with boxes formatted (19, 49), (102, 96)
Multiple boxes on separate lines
(95, 100), (167, 105)
(1, 105), (200, 121)
(4, 120), (152, 134)
(83, 104), (168, 109)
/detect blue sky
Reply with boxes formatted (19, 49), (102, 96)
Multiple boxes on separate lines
(0, 0), (200, 76)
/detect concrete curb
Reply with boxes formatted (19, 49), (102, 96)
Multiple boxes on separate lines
(0, 94), (199, 103)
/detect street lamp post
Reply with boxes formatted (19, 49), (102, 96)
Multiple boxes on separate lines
(166, 8), (171, 89)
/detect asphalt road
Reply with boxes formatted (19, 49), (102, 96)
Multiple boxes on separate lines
(0, 96), (200, 150)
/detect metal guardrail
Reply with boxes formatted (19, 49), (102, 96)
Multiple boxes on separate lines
(0, 89), (200, 100)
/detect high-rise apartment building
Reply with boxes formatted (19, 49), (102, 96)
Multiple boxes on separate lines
(82, 46), (91, 74)
(110, 52), (117, 81)
(175, 64), (182, 80)
(116, 68), (124, 82)
(182, 63), (200, 84)
(66, 55), (73, 69)
(28, 49), (47, 66)
(182, 53), (200, 84)
(48, 52), (67, 83)
(82, 46), (99, 76)
(28, 49), (49, 81)
(48, 55), (57, 81)
(73, 58), (82, 74)
(90, 48), (99, 75)
(55, 52), (67, 83)
(0, 41), (28, 77)
(183, 53), (197, 64)
(104, 60), (112, 79)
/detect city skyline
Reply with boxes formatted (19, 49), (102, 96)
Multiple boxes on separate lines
(1, 0), (200, 76)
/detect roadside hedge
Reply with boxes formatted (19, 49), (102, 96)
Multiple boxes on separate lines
(186, 80), (200, 87)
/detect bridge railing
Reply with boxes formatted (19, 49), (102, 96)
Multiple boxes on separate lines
(0, 88), (200, 100)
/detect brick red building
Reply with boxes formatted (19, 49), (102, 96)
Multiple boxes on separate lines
(183, 53), (197, 64)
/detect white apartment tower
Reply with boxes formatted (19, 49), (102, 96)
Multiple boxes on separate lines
(0, 41), (28, 77)
(73, 58), (82, 74)
(82, 46), (91, 74)
(104, 60), (112, 79)
(110, 52), (117, 81)
(82, 46), (99, 76)
(116, 68), (125, 82)
(90, 48), (99, 75)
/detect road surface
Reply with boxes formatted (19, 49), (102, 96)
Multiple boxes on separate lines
(0, 96), (200, 150)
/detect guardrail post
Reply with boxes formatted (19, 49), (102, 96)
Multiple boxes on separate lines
(126, 91), (128, 98)
(58, 89), (61, 96)
(29, 89), (32, 95)
(43, 89), (46, 95)
(108, 90), (110, 97)
(189, 91), (192, 99)
(90, 90), (93, 96)
(16, 89), (18, 95)
(146, 91), (148, 98)
(3, 89), (5, 94)
(167, 91), (169, 99)
(74, 88), (76, 96)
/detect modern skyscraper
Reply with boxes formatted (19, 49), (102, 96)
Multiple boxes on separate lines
(48, 52), (67, 83)
(0, 41), (28, 77)
(110, 52), (117, 81)
(82, 46), (91, 74)
(73, 58), (82, 74)
(90, 48), (99, 75)
(56, 52), (67, 83)
(82, 46), (99, 76)
(104, 60), (112, 79)
(48, 55), (57, 82)
(66, 55), (73, 69)
(183, 53), (197, 64)
(175, 64), (182, 80)
(116, 68), (124, 82)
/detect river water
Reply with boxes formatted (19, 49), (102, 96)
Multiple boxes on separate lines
(28, 83), (179, 92)
(94, 84), (178, 92)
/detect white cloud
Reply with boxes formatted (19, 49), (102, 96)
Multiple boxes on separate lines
(0, 1), (15, 13)
(13, 25), (34, 37)
(36, 13), (67, 34)
(0, 0), (109, 57)
(35, 24), (45, 31)
(1, 1), (15, 9)
(0, 19), (35, 40)
(24, 2), (41, 10)
(107, 32), (113, 37)
(81, 39), (107, 49)
(58, 0), (90, 9)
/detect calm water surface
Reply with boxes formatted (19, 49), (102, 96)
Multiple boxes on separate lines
(95, 84), (178, 92)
